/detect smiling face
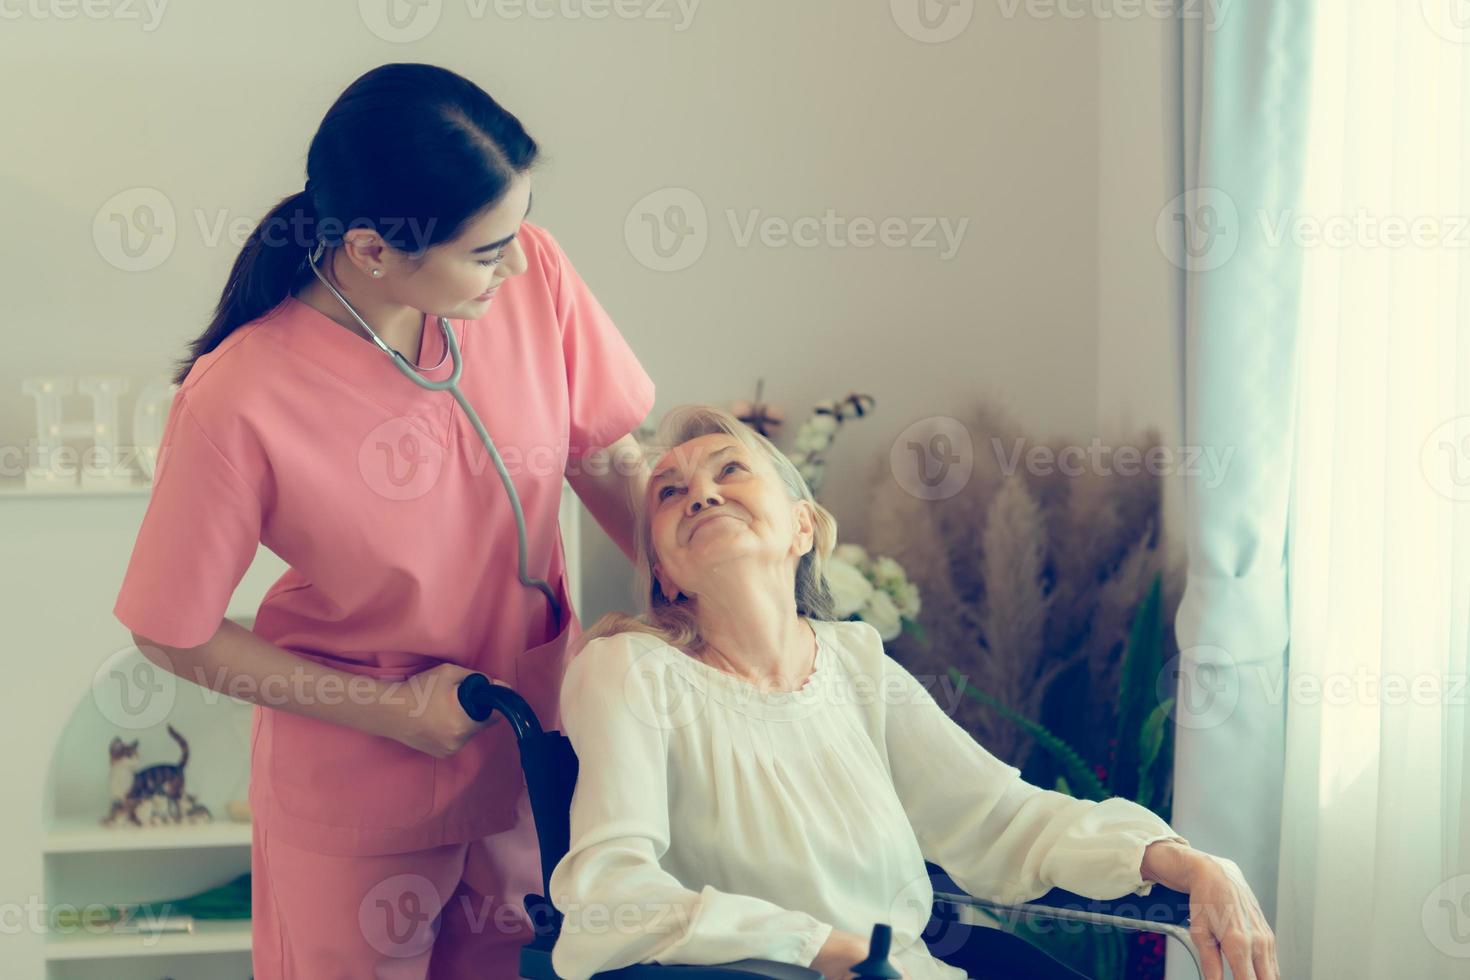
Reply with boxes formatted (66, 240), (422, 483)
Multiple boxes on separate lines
(345, 170), (534, 318)
(646, 432), (817, 604)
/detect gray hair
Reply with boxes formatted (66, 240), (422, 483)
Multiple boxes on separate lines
(578, 404), (838, 654)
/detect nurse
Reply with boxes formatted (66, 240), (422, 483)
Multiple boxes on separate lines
(112, 62), (655, 979)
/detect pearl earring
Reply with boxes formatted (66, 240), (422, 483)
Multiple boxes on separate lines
(371, 269), (382, 278)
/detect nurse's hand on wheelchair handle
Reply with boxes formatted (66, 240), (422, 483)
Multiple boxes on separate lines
(379, 662), (507, 759)
(810, 928), (911, 980)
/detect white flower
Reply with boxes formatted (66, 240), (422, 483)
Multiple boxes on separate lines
(825, 558), (874, 619)
(807, 413), (839, 436)
(895, 581), (922, 619)
(833, 543), (870, 567)
(861, 589), (903, 642)
(794, 426), (831, 453)
(870, 556), (907, 591)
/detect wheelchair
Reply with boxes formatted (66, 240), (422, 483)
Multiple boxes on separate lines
(457, 675), (1203, 979)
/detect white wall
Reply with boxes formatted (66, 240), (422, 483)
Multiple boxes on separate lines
(1095, 13), (1185, 570)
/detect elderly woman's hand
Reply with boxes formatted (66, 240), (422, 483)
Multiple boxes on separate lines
(1180, 852), (1279, 980)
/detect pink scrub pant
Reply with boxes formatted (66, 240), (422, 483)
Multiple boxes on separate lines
(250, 793), (541, 979)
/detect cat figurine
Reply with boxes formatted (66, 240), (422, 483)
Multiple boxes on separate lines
(101, 725), (192, 827)
(133, 793), (165, 826)
(181, 791), (213, 825)
(135, 791), (212, 826)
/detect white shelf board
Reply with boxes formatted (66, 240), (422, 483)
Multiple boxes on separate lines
(45, 918), (252, 960)
(45, 818), (252, 854)
(0, 479), (152, 497)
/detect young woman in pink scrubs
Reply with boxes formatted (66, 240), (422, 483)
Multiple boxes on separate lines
(112, 63), (655, 979)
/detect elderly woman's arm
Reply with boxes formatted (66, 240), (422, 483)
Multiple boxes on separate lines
(874, 631), (1189, 904)
(548, 632), (834, 980)
(876, 632), (1280, 980)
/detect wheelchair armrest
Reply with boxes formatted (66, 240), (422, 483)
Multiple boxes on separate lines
(597, 962), (822, 980)
(1015, 884), (1191, 927)
(925, 863), (1202, 980)
(926, 863), (1191, 928)
(520, 945), (821, 980)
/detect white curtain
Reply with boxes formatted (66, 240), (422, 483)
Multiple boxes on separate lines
(1275, 4), (1470, 979)
(1170, 6), (1315, 978)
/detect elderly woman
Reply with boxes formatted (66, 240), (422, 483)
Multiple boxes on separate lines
(548, 406), (1277, 980)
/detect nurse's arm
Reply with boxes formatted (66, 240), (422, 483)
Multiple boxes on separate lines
(127, 622), (484, 753)
(566, 433), (648, 564)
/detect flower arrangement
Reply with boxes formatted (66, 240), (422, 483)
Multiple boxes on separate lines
(782, 393), (875, 496)
(826, 544), (924, 642)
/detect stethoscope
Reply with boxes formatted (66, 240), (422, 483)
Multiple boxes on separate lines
(304, 238), (563, 633)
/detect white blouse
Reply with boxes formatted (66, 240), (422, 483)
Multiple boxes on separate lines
(548, 617), (1189, 980)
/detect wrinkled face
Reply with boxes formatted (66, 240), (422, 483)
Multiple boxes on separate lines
(646, 433), (815, 603)
(346, 171), (533, 317)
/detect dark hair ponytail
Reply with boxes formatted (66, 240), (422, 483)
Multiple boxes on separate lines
(173, 63), (542, 386)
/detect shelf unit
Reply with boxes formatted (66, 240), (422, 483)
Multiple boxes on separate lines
(45, 920), (254, 962)
(0, 479), (152, 497)
(43, 616), (256, 980)
(44, 818), (254, 854)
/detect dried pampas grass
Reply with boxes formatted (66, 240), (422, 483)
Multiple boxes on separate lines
(866, 401), (1184, 770)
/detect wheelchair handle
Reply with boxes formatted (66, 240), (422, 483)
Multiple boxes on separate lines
(458, 669), (493, 725)
(456, 672), (546, 742)
(458, 672), (496, 722)
(851, 923), (902, 979)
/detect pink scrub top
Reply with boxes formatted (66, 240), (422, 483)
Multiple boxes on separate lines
(112, 221), (655, 856)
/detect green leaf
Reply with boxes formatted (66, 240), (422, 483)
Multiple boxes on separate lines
(1055, 775), (1072, 795)
(1138, 698), (1171, 772)
(1154, 698), (1177, 821)
(1135, 698), (1173, 806)
(949, 667), (1108, 801)
(1110, 573), (1164, 801)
